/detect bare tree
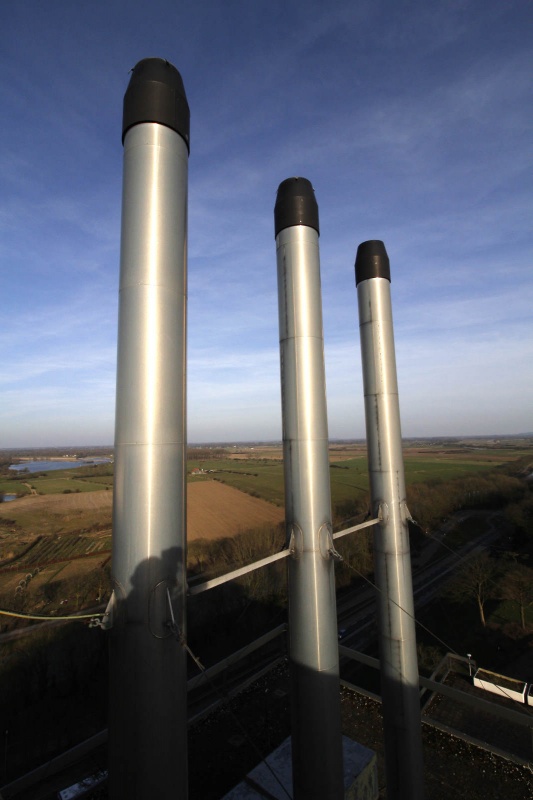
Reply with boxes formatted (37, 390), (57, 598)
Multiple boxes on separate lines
(449, 552), (498, 627)
(500, 565), (533, 629)
(230, 524), (284, 601)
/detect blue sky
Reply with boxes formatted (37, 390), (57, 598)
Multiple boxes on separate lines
(1, 0), (531, 447)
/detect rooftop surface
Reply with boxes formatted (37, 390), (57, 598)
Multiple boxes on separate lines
(84, 661), (532, 800)
(423, 670), (532, 764)
(4, 659), (532, 799)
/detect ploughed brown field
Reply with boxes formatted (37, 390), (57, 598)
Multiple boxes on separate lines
(187, 481), (284, 539)
(0, 481), (284, 541)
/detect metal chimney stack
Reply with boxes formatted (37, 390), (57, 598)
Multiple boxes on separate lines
(355, 241), (425, 800)
(109, 58), (190, 799)
(274, 178), (344, 800)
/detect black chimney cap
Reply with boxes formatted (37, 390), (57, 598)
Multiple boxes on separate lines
(122, 58), (190, 151)
(355, 240), (390, 285)
(274, 177), (319, 237)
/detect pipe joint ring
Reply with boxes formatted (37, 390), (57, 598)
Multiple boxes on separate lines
(377, 502), (389, 525)
(318, 523), (334, 560)
(288, 523), (304, 558)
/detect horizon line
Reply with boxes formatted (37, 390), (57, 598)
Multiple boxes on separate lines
(1, 432), (532, 452)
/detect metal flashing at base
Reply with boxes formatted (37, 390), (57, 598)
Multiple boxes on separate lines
(222, 736), (378, 799)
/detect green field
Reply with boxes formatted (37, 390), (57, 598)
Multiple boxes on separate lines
(27, 477), (112, 495)
(1, 445), (528, 510)
(188, 459), (286, 505)
(186, 454), (508, 513)
(1, 464), (114, 498)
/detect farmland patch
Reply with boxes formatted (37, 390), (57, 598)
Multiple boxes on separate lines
(187, 481), (284, 540)
(0, 482), (284, 548)
(0, 490), (113, 536)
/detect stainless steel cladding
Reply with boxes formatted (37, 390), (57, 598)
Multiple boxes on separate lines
(355, 240), (425, 800)
(275, 178), (344, 800)
(109, 59), (189, 800)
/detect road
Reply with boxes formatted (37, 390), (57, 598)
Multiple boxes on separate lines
(336, 509), (502, 650)
(0, 509), (504, 799)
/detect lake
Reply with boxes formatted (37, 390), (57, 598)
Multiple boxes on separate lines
(9, 459), (111, 474)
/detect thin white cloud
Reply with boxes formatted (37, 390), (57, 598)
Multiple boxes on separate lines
(1, 0), (531, 445)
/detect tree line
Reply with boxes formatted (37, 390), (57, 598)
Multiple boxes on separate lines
(1, 460), (531, 779)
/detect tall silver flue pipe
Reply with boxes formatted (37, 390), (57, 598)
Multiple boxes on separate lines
(355, 241), (424, 799)
(275, 178), (344, 800)
(109, 59), (190, 799)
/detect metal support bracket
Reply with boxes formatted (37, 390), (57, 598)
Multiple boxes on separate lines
(378, 502), (389, 524)
(165, 587), (184, 644)
(89, 592), (115, 630)
(318, 523), (337, 560)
